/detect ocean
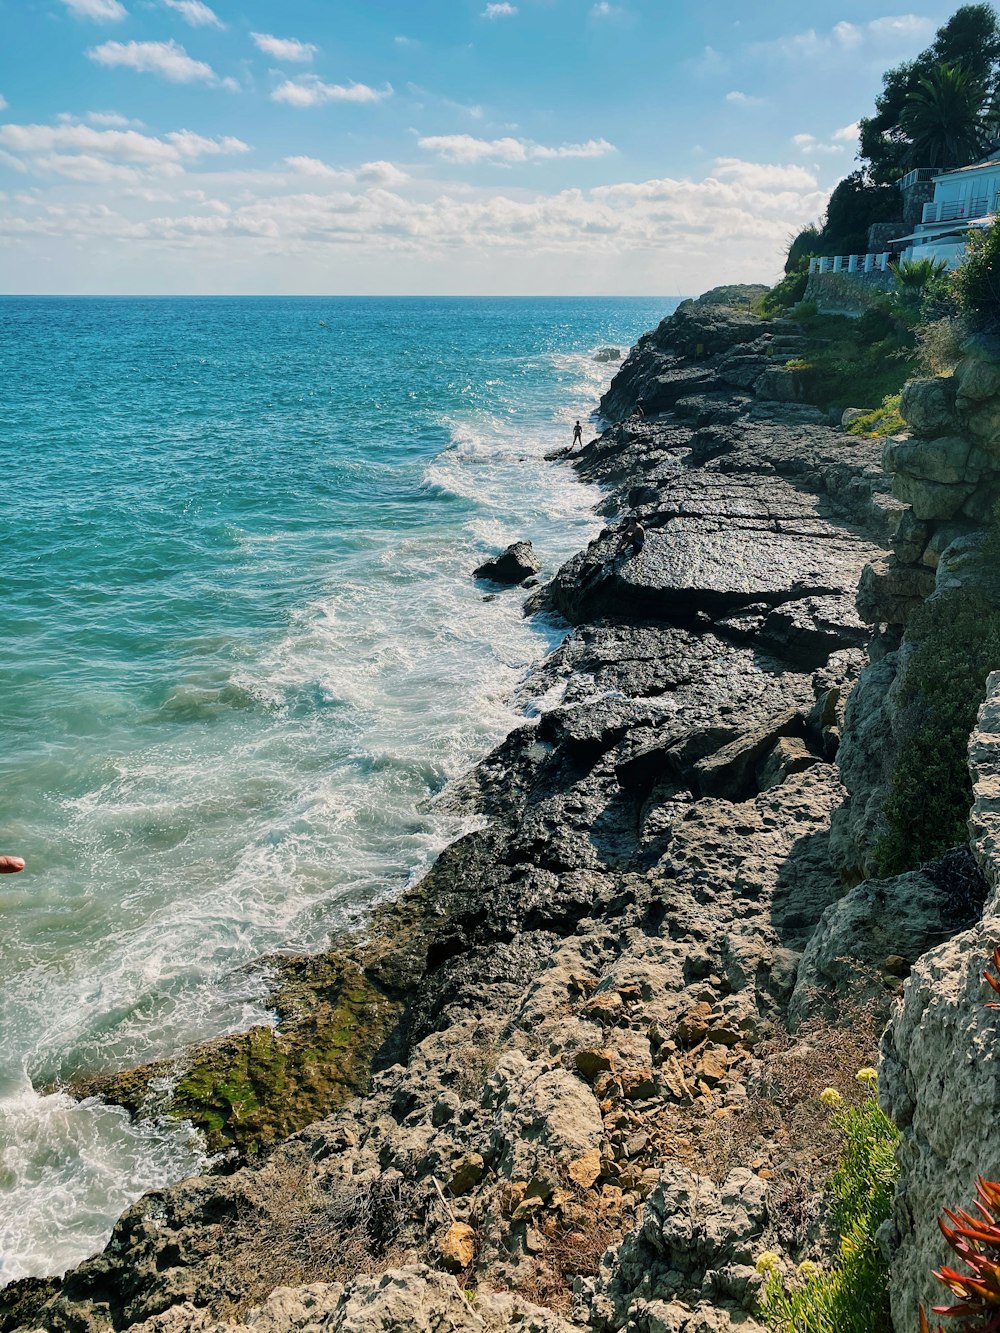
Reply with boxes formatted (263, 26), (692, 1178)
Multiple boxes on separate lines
(0, 294), (677, 1284)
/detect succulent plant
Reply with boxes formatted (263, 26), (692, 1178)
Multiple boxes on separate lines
(983, 946), (1000, 1010)
(921, 1177), (1000, 1331)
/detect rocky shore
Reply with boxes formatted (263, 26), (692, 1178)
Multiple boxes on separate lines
(7, 291), (1000, 1333)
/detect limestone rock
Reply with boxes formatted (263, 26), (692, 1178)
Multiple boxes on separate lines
(883, 434), (974, 485)
(439, 1224), (476, 1273)
(474, 541), (541, 584)
(755, 737), (818, 792)
(788, 849), (986, 1026)
(899, 376), (957, 437)
(583, 1166), (767, 1332)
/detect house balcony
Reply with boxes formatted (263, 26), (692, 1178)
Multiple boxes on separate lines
(921, 195), (992, 223)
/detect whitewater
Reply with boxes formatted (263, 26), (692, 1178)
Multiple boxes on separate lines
(0, 295), (676, 1283)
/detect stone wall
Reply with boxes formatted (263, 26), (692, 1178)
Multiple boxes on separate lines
(803, 269), (896, 316)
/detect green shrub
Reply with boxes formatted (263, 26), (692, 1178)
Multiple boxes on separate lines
(756, 269), (809, 318)
(876, 590), (1000, 877)
(782, 311), (918, 411)
(956, 215), (1000, 329)
(760, 1084), (899, 1333)
(920, 267), (963, 322)
(913, 315), (967, 375)
(846, 394), (905, 437)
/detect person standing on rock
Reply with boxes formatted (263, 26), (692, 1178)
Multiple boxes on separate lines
(572, 420), (583, 447)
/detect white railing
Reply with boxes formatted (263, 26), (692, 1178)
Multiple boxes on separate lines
(808, 253), (893, 275)
(898, 168), (941, 191)
(921, 195), (991, 224)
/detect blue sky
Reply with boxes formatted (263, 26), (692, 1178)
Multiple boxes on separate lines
(0, 1), (963, 293)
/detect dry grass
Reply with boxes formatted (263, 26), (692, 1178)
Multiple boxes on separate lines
(516, 1205), (625, 1315)
(217, 1165), (421, 1317)
(678, 1010), (883, 1188)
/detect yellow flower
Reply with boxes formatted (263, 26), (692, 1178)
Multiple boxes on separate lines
(755, 1251), (782, 1276)
(820, 1087), (844, 1108)
(856, 1067), (878, 1085)
(798, 1260), (821, 1279)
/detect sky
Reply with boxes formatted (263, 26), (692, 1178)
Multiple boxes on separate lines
(0, 0), (966, 294)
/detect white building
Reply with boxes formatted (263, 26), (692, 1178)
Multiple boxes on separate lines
(893, 152), (1000, 268)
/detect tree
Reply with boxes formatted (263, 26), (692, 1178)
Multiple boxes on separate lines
(901, 63), (989, 168)
(818, 173), (900, 256)
(784, 225), (821, 273)
(859, 4), (1000, 182)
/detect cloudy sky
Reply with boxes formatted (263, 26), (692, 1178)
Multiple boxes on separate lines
(0, 1), (959, 294)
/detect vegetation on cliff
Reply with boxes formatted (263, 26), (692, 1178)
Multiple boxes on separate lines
(877, 591), (1000, 876)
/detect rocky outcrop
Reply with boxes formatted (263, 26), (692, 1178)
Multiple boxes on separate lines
(879, 677), (1000, 1329)
(2, 296), (908, 1333)
(474, 541), (542, 585)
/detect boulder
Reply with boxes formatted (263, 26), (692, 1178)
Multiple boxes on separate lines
(594, 347), (622, 362)
(889, 471), (976, 521)
(473, 541), (541, 585)
(899, 376), (957, 437)
(841, 407), (870, 428)
(789, 848), (986, 1026)
(883, 435), (974, 486)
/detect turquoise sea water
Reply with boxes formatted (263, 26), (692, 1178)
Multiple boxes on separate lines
(0, 295), (676, 1283)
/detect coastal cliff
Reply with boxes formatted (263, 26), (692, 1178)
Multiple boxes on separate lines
(7, 291), (1000, 1333)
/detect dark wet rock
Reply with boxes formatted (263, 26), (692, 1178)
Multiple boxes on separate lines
(474, 541), (541, 585)
(594, 347), (622, 363)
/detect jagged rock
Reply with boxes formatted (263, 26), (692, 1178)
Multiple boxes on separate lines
(880, 676), (1000, 1328)
(595, 348), (622, 363)
(450, 1154), (485, 1195)
(856, 556), (936, 626)
(899, 376), (957, 438)
(788, 849), (987, 1026)
(753, 367), (803, 402)
(474, 541), (541, 584)
(693, 713), (806, 800)
(583, 1166), (767, 1332)
(755, 737), (817, 792)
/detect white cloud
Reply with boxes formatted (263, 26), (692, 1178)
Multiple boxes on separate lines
(0, 152), (830, 297)
(60, 0), (127, 20)
(834, 121), (860, 142)
(591, 2), (625, 16)
(711, 157), (818, 190)
(251, 33), (318, 62)
(0, 121), (249, 168)
(87, 39), (228, 85)
(418, 134), (616, 164)
(753, 14), (934, 61)
(395, 35), (418, 47)
(271, 77), (391, 107)
(358, 160), (409, 186)
(725, 90), (765, 106)
(0, 95), (7, 112)
(85, 110), (141, 127)
(163, 0), (224, 29)
(482, 3), (517, 16)
(284, 156), (410, 187)
(284, 155), (355, 183)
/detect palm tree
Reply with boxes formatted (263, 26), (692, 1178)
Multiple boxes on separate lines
(902, 62), (989, 168)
